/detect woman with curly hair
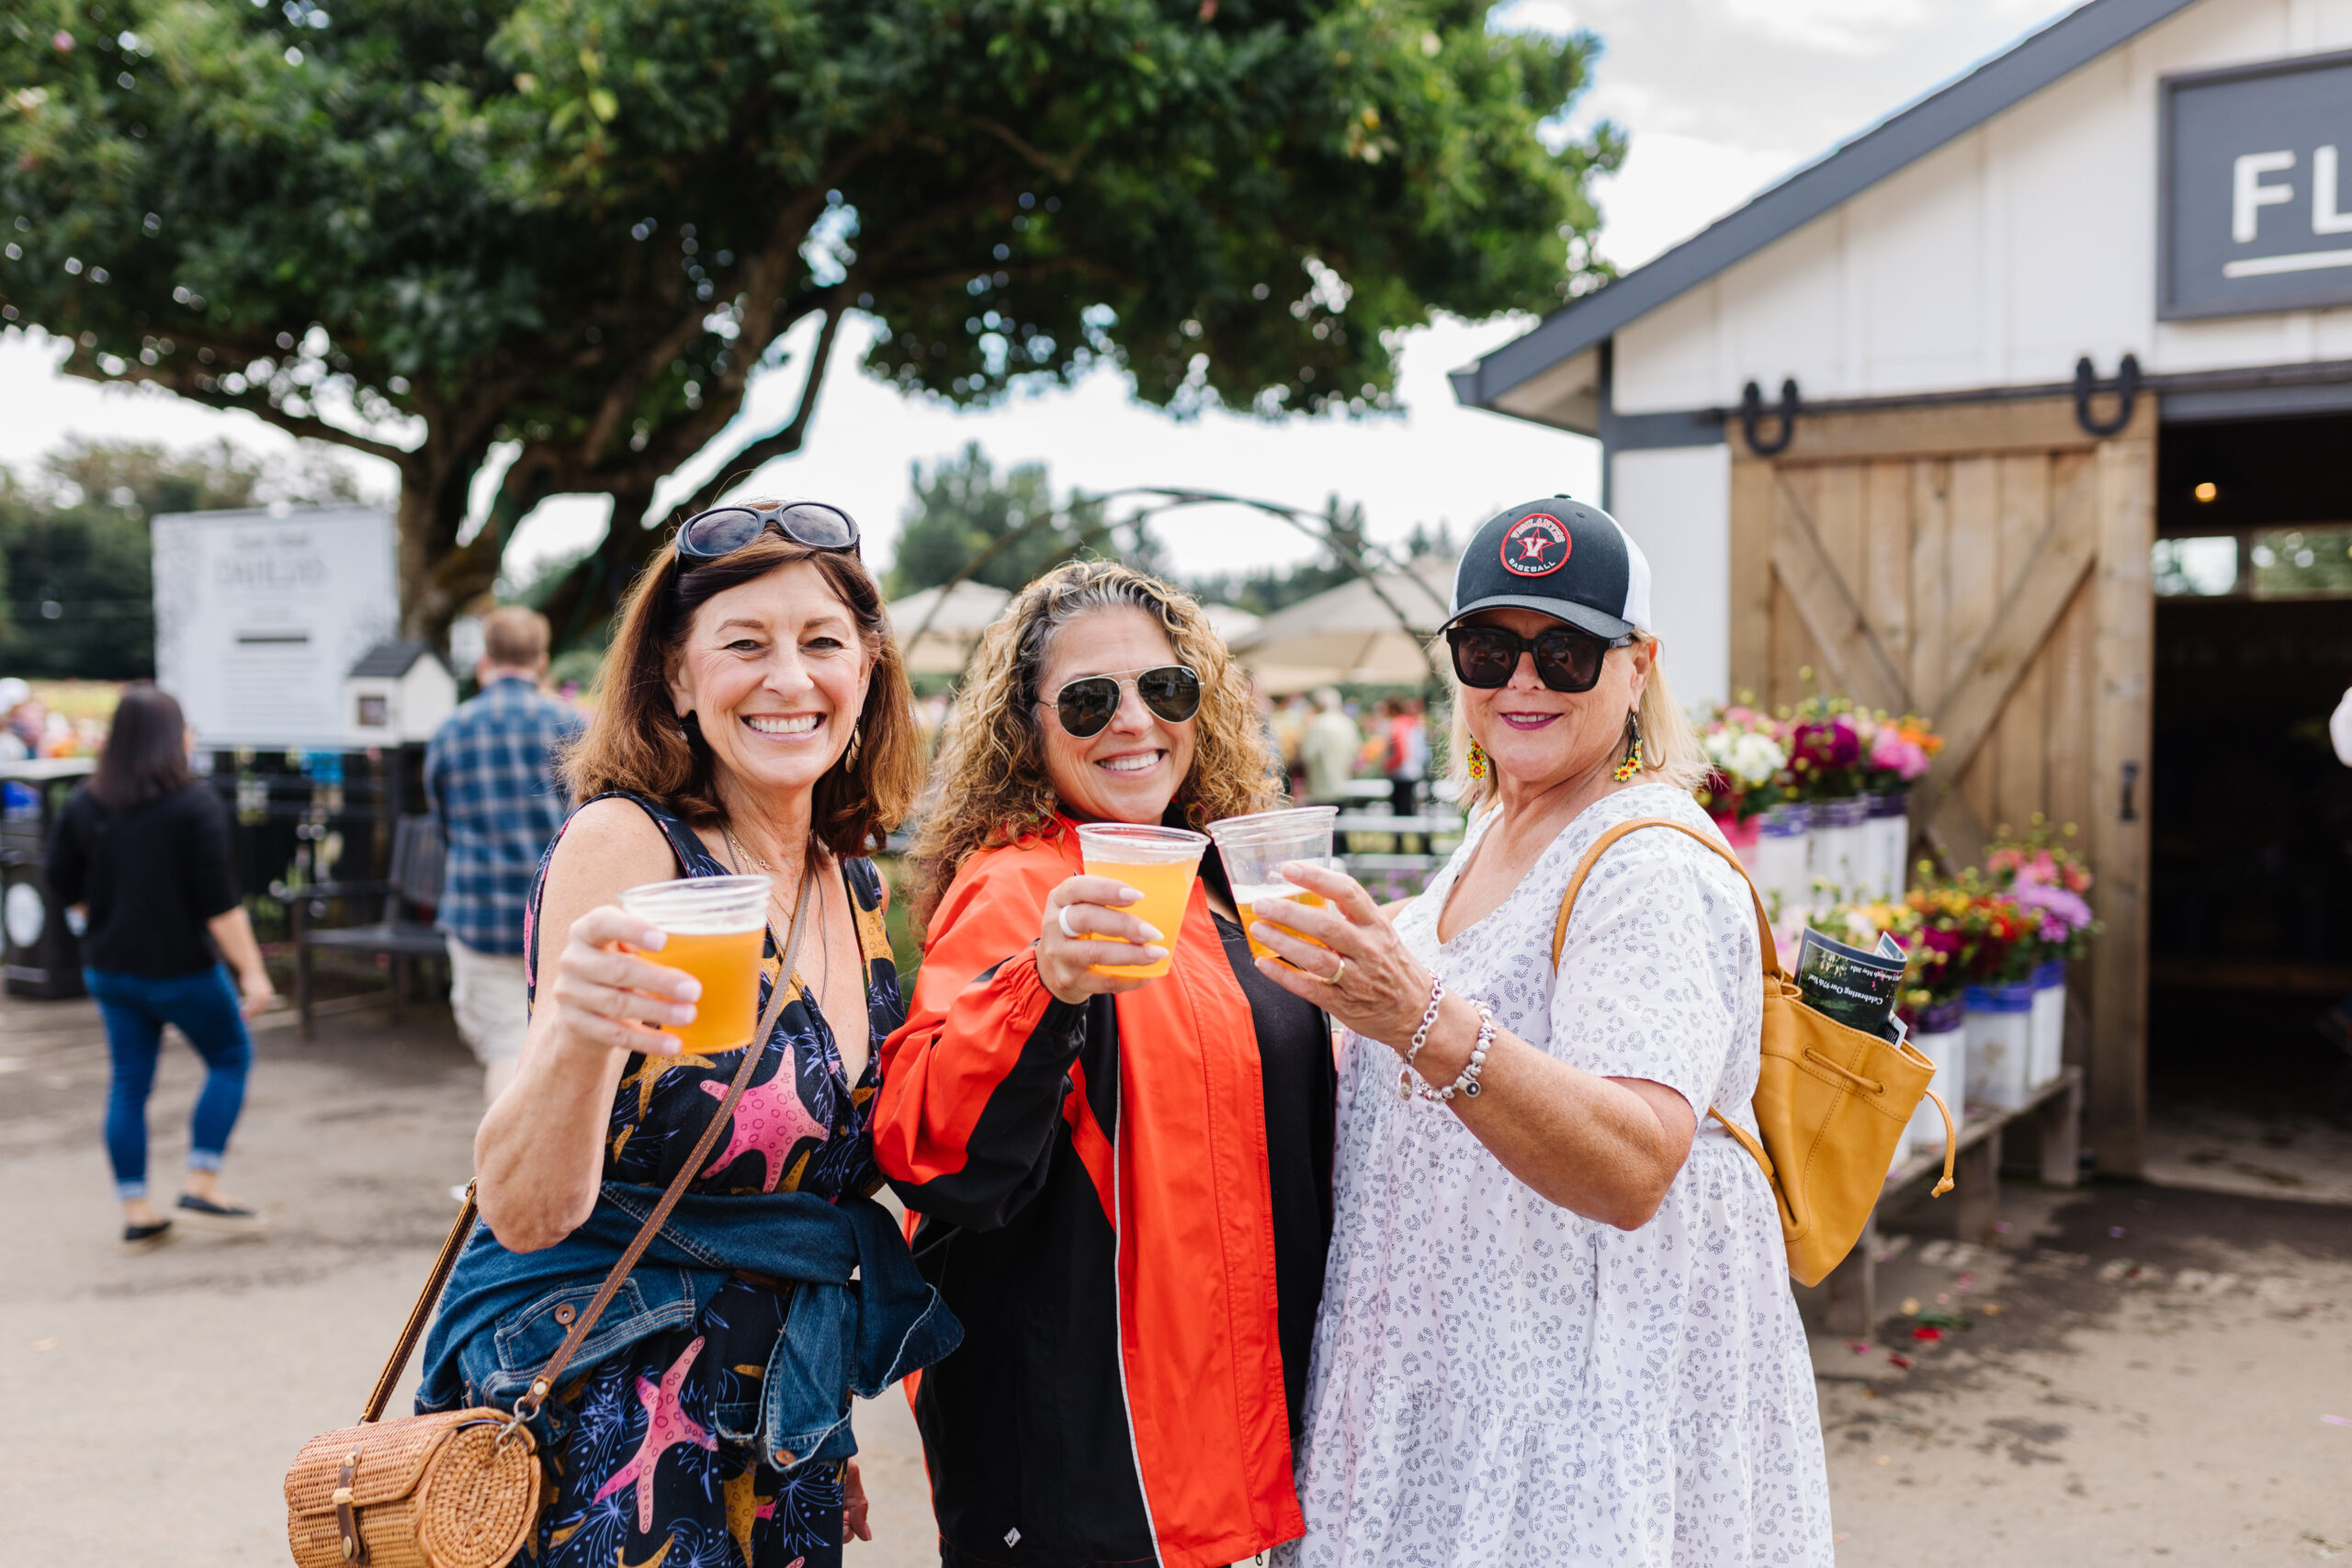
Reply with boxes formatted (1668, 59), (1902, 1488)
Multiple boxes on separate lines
(876, 559), (1336, 1568)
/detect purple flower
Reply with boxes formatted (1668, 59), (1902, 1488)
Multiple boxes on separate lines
(2011, 880), (2092, 940)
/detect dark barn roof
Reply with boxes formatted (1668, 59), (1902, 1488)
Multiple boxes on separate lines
(1453, 0), (2204, 420)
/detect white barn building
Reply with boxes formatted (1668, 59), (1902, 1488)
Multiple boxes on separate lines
(1454, 0), (2352, 1174)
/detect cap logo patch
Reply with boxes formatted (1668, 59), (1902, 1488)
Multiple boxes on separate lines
(1500, 514), (1571, 577)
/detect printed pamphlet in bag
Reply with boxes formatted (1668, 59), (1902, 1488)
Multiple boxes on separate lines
(1795, 928), (1909, 1043)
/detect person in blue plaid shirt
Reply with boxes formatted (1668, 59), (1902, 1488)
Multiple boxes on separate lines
(426, 606), (582, 1104)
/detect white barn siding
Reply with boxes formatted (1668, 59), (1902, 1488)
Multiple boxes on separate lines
(1608, 446), (1732, 709)
(1611, 0), (2352, 419)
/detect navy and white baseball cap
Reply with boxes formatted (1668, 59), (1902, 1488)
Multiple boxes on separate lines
(1444, 495), (1653, 640)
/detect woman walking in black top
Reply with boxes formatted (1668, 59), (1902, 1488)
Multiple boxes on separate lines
(46, 685), (275, 1248)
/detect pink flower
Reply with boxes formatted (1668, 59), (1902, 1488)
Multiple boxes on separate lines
(1868, 725), (1930, 780)
(2012, 880), (2092, 942)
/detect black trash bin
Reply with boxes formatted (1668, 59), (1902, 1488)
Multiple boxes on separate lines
(2, 758), (96, 998)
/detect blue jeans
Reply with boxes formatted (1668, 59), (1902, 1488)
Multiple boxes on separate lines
(84, 965), (253, 1201)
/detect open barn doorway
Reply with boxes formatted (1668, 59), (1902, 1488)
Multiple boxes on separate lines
(2146, 410), (2352, 1190)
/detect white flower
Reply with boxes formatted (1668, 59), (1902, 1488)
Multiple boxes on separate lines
(1726, 731), (1787, 788)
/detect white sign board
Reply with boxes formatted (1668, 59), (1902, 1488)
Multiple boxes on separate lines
(152, 506), (399, 750)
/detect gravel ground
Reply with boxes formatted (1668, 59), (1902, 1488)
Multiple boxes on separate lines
(6, 989), (2348, 1565)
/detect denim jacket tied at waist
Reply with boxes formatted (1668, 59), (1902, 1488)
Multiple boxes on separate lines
(415, 1183), (960, 1473)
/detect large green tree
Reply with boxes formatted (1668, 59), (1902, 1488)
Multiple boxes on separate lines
(0, 0), (1619, 648)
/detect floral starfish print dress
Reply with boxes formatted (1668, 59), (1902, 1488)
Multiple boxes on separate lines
(519, 793), (900, 1568)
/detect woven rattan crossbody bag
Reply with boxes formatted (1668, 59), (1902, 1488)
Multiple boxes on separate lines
(284, 868), (812, 1568)
(1553, 818), (1955, 1287)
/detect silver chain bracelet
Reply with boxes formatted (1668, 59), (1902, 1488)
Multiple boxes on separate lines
(1416, 1001), (1496, 1103)
(1396, 976), (1447, 1101)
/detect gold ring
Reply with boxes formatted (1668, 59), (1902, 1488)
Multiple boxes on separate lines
(1324, 957), (1349, 987)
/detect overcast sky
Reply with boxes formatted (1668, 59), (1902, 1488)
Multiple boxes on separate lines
(0, 0), (2079, 587)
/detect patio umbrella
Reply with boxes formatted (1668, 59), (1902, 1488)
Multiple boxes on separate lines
(886, 581), (1012, 675)
(1229, 559), (1453, 690)
(1200, 603), (1261, 645)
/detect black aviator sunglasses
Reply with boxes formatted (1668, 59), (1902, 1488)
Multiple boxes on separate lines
(1444, 621), (1632, 694)
(1041, 665), (1203, 739)
(674, 501), (861, 561)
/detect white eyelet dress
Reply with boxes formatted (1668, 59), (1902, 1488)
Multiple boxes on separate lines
(1279, 784), (1834, 1567)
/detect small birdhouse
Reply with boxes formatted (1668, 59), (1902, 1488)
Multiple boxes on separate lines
(345, 641), (457, 745)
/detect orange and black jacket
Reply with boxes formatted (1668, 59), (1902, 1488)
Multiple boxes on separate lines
(875, 817), (1334, 1568)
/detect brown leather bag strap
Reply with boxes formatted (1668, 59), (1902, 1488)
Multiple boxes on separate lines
(361, 1179), (489, 1423)
(1551, 816), (1781, 980)
(1548, 816), (1782, 1186)
(355, 859), (816, 1427)
(509, 859), (818, 1426)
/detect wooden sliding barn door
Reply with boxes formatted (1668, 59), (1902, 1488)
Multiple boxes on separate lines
(1728, 396), (2155, 1175)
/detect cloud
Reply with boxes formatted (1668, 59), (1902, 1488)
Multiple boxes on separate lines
(1716, 0), (1943, 58)
(1589, 130), (1804, 270)
(1490, 0), (1583, 36)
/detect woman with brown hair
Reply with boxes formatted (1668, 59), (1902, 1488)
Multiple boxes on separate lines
(47, 682), (275, 1247)
(875, 559), (1337, 1568)
(433, 502), (956, 1568)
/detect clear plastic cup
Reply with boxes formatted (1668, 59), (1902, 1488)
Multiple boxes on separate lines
(617, 874), (772, 1052)
(1074, 823), (1208, 979)
(1208, 807), (1339, 963)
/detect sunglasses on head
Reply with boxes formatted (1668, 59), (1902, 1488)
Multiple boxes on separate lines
(674, 501), (861, 561)
(1042, 665), (1203, 739)
(1444, 621), (1632, 694)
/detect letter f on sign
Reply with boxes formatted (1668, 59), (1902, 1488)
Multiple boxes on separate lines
(2233, 150), (2295, 243)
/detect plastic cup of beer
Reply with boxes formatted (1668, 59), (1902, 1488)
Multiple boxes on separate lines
(1074, 823), (1209, 980)
(616, 874), (772, 1053)
(1207, 807), (1338, 964)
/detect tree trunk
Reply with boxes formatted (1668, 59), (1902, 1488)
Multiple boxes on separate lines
(536, 487), (663, 653)
(394, 434), (492, 649)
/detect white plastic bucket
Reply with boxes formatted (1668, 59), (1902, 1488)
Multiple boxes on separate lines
(1867, 791), (1911, 900)
(2029, 960), (2068, 1088)
(1906, 999), (1965, 1154)
(1965, 983), (2035, 1111)
(1807, 796), (1869, 907)
(1751, 803), (1812, 927)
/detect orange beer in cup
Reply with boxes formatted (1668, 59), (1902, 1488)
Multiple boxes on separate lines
(1207, 807), (1339, 964)
(616, 874), (772, 1052)
(1074, 823), (1209, 980)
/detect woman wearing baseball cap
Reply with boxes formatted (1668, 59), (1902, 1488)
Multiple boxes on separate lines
(1249, 499), (1833, 1565)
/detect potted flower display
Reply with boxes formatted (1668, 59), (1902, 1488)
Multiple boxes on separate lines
(1784, 694), (1873, 912)
(1939, 875), (2039, 1112)
(1856, 712), (1942, 901)
(1985, 817), (2098, 1090)
(1695, 700), (1791, 867)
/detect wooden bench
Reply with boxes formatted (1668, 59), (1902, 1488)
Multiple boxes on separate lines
(279, 815), (448, 1040)
(1819, 1064), (2084, 1335)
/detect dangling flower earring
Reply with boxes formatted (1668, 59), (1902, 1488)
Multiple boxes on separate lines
(1465, 739), (1488, 781)
(1612, 712), (1645, 783)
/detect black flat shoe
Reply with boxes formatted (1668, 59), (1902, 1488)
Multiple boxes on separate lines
(122, 1219), (175, 1251)
(176, 1193), (268, 1235)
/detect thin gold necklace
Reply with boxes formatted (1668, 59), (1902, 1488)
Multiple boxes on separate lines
(724, 824), (828, 1007)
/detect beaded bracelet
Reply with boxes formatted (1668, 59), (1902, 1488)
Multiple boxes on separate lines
(1416, 1001), (1496, 1103)
(1396, 976), (1447, 1102)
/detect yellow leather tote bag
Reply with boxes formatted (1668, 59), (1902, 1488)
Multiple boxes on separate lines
(1553, 818), (1955, 1287)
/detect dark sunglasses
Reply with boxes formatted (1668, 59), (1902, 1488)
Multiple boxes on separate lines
(674, 501), (861, 560)
(1043, 665), (1203, 739)
(1445, 622), (1631, 694)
